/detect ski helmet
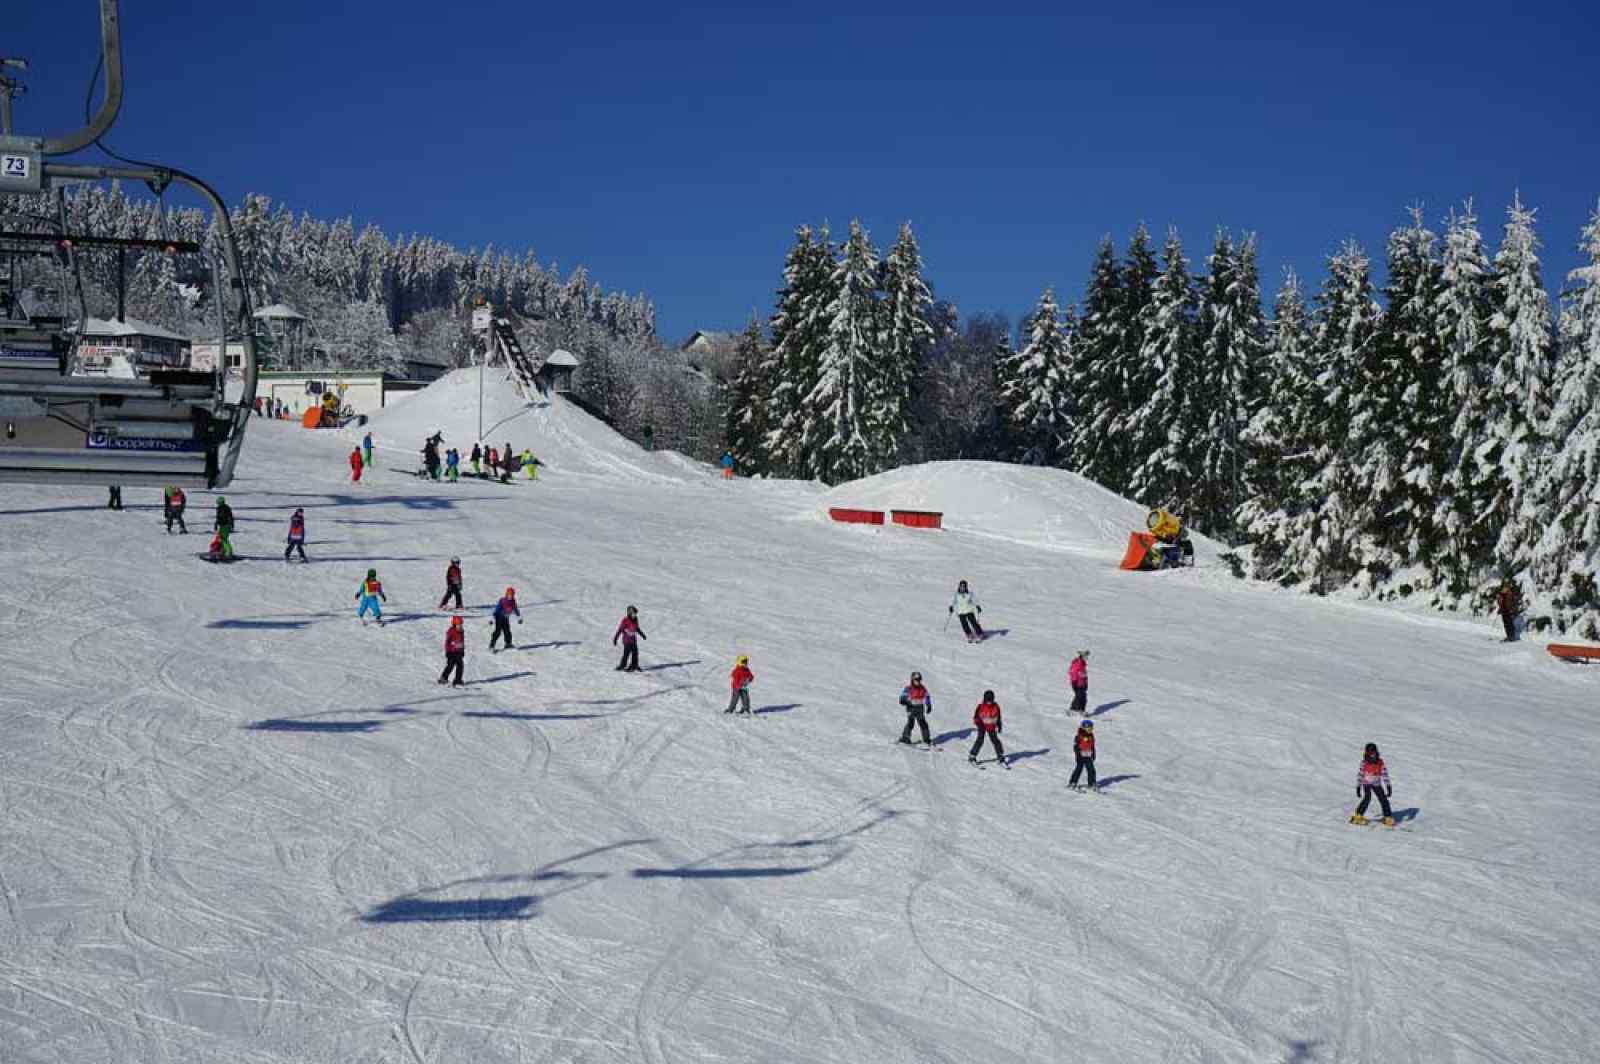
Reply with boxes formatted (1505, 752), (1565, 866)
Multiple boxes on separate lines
(505, 587), (515, 597)
(736, 655), (749, 666)
(983, 689), (995, 702)
(1081, 719), (1094, 730)
(627, 604), (638, 616)
(958, 579), (969, 590)
(910, 671), (922, 683)
(1078, 649), (1090, 658)
(367, 568), (377, 579)
(1364, 742), (1379, 758)
(451, 616), (463, 627)
(450, 557), (460, 565)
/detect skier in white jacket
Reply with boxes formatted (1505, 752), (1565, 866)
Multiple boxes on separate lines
(949, 579), (985, 643)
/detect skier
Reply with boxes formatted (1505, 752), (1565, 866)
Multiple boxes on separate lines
(1351, 742), (1395, 826)
(500, 442), (516, 483)
(163, 485), (188, 534)
(422, 439), (441, 480)
(726, 655), (754, 714)
(489, 587), (521, 651)
(1496, 578), (1523, 642)
(1068, 650), (1090, 716)
(438, 616), (466, 687)
(362, 431), (374, 469)
(107, 485), (123, 510)
(949, 579), (985, 643)
(470, 442), (482, 478)
(720, 452), (735, 479)
(897, 671), (933, 746)
(521, 448), (538, 481)
(445, 448), (460, 482)
(350, 447), (364, 483)
(213, 497), (236, 560)
(439, 557), (464, 610)
(969, 690), (1005, 765)
(1068, 719), (1096, 790)
(486, 446), (499, 479)
(284, 507), (308, 562)
(355, 568), (387, 626)
(613, 605), (646, 671)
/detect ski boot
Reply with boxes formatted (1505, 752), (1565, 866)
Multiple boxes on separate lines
(1349, 814), (1368, 825)
(1382, 816), (1395, 827)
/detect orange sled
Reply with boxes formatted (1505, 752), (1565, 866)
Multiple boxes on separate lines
(1547, 643), (1600, 663)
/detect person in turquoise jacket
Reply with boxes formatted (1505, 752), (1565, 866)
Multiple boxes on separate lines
(355, 568), (387, 626)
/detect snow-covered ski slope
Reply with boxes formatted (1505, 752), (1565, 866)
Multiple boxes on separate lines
(2, 377), (1596, 1064)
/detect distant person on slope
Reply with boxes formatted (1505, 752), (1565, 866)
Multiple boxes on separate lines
(213, 497), (236, 560)
(438, 616), (466, 687)
(949, 580), (984, 643)
(726, 656), (754, 714)
(1496, 578), (1523, 642)
(613, 605), (646, 671)
(350, 447), (364, 483)
(485, 446), (499, 479)
(969, 690), (1005, 765)
(1068, 720), (1097, 790)
(490, 587), (521, 651)
(107, 485), (123, 510)
(521, 448), (539, 481)
(1351, 743), (1394, 826)
(446, 448), (460, 482)
(355, 568), (387, 626)
(1068, 650), (1090, 716)
(898, 671), (933, 746)
(500, 442), (516, 483)
(470, 443), (482, 478)
(720, 452), (735, 480)
(362, 431), (374, 468)
(439, 557), (464, 610)
(284, 508), (308, 562)
(163, 485), (187, 534)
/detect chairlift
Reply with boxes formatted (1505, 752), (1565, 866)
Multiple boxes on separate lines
(0, 0), (257, 488)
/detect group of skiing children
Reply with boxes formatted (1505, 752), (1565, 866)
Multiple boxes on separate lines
(345, 432), (544, 485)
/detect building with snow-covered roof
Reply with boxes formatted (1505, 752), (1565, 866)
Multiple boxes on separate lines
(537, 348), (580, 394)
(75, 316), (191, 372)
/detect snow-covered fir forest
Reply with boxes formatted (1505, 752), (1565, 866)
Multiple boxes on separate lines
(726, 201), (1600, 639)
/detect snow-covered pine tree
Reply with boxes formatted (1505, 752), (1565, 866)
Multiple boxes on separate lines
(1528, 202), (1600, 636)
(1067, 237), (1126, 488)
(764, 225), (836, 479)
(1432, 202), (1498, 596)
(1002, 288), (1073, 463)
(1238, 269), (1315, 574)
(1127, 229), (1201, 515)
(878, 223), (934, 468)
(1194, 231), (1266, 538)
(808, 220), (884, 483)
(724, 318), (770, 473)
(1486, 194), (1557, 577)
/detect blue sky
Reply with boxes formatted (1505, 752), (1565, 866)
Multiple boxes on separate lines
(12, 1), (1599, 342)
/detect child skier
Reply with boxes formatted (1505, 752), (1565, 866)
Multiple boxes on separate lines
(350, 447), (364, 482)
(486, 446), (499, 479)
(898, 671), (933, 746)
(1496, 578), (1523, 642)
(949, 580), (984, 643)
(613, 605), (646, 671)
(500, 442), (516, 483)
(1069, 650), (1089, 716)
(1351, 742), (1395, 826)
(362, 431), (374, 469)
(446, 448), (460, 482)
(213, 497), (236, 560)
(284, 508), (308, 562)
(470, 443), (482, 478)
(163, 485), (187, 534)
(438, 616), (466, 687)
(1068, 719), (1096, 789)
(490, 587), (521, 651)
(355, 568), (387, 626)
(439, 557), (464, 610)
(522, 448), (538, 481)
(969, 690), (1004, 764)
(720, 452), (735, 479)
(726, 655), (754, 714)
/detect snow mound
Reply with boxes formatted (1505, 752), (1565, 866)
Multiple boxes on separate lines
(357, 369), (707, 483)
(819, 460), (1223, 560)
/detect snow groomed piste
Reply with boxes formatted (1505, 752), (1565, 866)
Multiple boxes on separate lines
(1, 371), (1596, 1063)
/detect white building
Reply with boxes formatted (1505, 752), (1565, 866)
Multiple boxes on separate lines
(76, 316), (191, 373)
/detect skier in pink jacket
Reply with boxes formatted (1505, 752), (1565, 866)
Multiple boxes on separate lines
(1068, 650), (1089, 716)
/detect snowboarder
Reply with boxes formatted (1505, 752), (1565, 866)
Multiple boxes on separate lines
(720, 452), (735, 480)
(726, 655), (754, 714)
(898, 671), (933, 746)
(350, 447), (364, 483)
(949, 580), (984, 642)
(284, 508), (308, 562)
(1496, 578), (1523, 642)
(355, 568), (387, 626)
(1351, 742), (1394, 826)
(163, 485), (187, 534)
(1069, 650), (1089, 716)
(439, 557), (464, 610)
(500, 442), (516, 483)
(470, 442), (482, 478)
(446, 448), (460, 482)
(1068, 719), (1097, 789)
(438, 615), (466, 687)
(362, 431), (374, 469)
(213, 497), (236, 560)
(490, 587), (521, 651)
(969, 690), (1005, 764)
(107, 485), (123, 510)
(422, 439), (441, 480)
(521, 448), (538, 481)
(613, 605), (646, 671)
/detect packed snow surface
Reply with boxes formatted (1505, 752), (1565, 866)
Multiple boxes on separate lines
(1, 375), (1596, 1063)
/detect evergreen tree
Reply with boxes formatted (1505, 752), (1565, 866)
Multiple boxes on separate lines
(1194, 231), (1266, 537)
(764, 225), (836, 479)
(724, 317), (770, 473)
(808, 220), (884, 483)
(1127, 229), (1200, 514)
(1486, 194), (1556, 575)
(1238, 269), (1314, 571)
(1002, 288), (1073, 463)
(879, 223), (934, 466)
(1069, 237), (1128, 487)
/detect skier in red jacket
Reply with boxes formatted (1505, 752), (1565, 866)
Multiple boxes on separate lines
(438, 557), (463, 610)
(1068, 719), (1096, 789)
(726, 656), (754, 714)
(613, 605), (646, 671)
(969, 690), (1005, 765)
(350, 447), (364, 482)
(898, 672), (933, 746)
(1351, 743), (1394, 826)
(438, 616), (466, 687)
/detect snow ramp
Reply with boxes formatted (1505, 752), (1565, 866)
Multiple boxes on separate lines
(819, 460), (1222, 562)
(358, 369), (706, 484)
